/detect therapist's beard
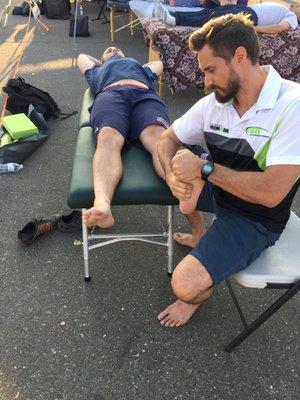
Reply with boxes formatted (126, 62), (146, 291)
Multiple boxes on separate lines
(205, 71), (241, 103)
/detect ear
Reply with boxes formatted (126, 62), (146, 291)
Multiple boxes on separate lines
(234, 46), (248, 64)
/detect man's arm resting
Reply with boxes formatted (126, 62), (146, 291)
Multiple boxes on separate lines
(77, 54), (102, 74)
(144, 61), (164, 78)
(254, 22), (291, 35)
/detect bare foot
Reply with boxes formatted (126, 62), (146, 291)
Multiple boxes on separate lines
(174, 210), (206, 248)
(173, 232), (202, 248)
(82, 206), (114, 228)
(158, 299), (201, 327)
(179, 178), (204, 215)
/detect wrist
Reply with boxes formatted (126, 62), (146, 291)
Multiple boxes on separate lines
(201, 160), (215, 181)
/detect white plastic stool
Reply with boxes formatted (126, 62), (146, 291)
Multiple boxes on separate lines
(225, 211), (300, 352)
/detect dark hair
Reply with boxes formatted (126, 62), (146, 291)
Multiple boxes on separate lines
(189, 13), (260, 64)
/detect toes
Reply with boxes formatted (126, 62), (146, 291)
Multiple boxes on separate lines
(83, 210), (91, 218)
(173, 232), (182, 238)
(164, 319), (174, 327)
(158, 309), (169, 321)
(159, 315), (172, 326)
(169, 320), (180, 328)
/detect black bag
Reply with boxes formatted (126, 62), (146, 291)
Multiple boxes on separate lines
(3, 77), (76, 120)
(0, 108), (49, 164)
(12, 1), (45, 16)
(12, 2), (30, 16)
(69, 15), (90, 37)
(42, 0), (70, 19)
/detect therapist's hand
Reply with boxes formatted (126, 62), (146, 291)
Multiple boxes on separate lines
(171, 149), (202, 182)
(166, 172), (192, 201)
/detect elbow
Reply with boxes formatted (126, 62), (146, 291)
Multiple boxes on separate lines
(262, 194), (284, 208)
(77, 53), (87, 65)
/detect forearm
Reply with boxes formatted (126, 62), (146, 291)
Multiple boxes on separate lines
(77, 53), (101, 74)
(85, 54), (102, 66)
(172, 151), (299, 208)
(254, 24), (288, 35)
(208, 163), (296, 208)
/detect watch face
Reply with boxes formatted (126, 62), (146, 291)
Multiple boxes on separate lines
(203, 163), (213, 174)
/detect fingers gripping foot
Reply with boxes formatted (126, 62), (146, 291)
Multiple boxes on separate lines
(82, 206), (114, 228)
(158, 299), (201, 327)
(179, 179), (205, 215)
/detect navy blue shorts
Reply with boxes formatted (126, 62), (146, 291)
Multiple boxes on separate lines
(90, 86), (170, 142)
(190, 183), (281, 285)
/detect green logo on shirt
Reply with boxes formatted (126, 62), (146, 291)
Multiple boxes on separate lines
(246, 126), (269, 137)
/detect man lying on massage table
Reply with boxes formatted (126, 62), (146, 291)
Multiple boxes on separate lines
(77, 48), (206, 245)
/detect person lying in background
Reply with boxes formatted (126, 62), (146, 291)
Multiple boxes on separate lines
(157, 0), (299, 34)
(164, 0), (247, 8)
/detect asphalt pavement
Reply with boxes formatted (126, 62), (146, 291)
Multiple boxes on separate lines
(0, 2), (299, 399)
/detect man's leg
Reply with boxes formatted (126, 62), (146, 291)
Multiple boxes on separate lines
(82, 127), (125, 228)
(159, 210), (281, 327)
(140, 124), (206, 246)
(158, 254), (213, 327)
(139, 124), (165, 179)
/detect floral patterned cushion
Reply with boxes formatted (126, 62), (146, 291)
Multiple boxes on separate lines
(143, 19), (300, 93)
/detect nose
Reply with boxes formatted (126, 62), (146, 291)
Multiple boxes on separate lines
(204, 74), (213, 89)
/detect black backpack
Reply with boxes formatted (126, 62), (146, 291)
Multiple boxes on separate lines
(42, 0), (71, 20)
(3, 77), (76, 120)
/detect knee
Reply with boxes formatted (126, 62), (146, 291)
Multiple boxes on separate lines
(96, 127), (124, 150)
(171, 274), (197, 303)
(140, 125), (164, 154)
(171, 262), (212, 303)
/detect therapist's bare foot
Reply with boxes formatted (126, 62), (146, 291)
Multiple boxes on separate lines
(173, 232), (202, 248)
(158, 299), (201, 327)
(82, 205), (114, 228)
(174, 210), (206, 248)
(179, 178), (205, 215)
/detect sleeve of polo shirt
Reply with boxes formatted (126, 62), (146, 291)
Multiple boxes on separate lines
(173, 97), (208, 146)
(266, 99), (300, 166)
(84, 65), (98, 93)
(143, 66), (158, 81)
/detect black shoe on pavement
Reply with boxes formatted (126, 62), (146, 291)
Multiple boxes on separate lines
(18, 215), (60, 246)
(57, 210), (82, 233)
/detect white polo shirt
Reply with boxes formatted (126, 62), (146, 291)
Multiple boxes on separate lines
(173, 65), (300, 232)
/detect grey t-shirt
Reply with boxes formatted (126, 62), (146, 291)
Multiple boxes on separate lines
(251, 2), (298, 29)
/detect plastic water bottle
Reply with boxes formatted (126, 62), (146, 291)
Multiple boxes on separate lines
(0, 163), (23, 173)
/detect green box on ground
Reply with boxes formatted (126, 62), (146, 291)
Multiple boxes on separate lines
(2, 113), (38, 139)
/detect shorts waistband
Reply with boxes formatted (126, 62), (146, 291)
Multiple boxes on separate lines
(103, 83), (149, 91)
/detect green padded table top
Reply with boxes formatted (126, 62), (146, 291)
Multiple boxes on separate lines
(79, 88), (94, 129)
(68, 127), (178, 209)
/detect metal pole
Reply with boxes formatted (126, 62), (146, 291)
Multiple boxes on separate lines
(72, 0), (79, 50)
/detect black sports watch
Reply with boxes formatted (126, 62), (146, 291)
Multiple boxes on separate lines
(201, 161), (215, 181)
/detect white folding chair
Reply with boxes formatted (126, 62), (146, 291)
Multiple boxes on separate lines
(225, 211), (300, 352)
